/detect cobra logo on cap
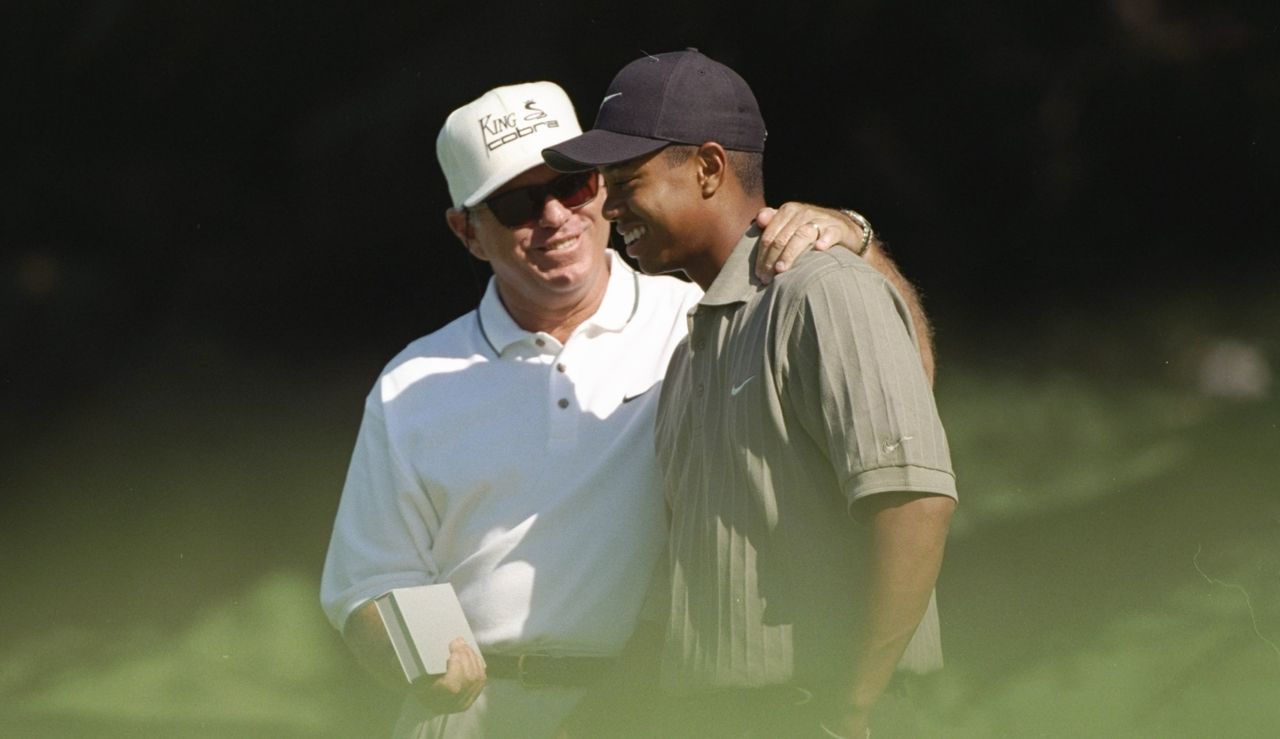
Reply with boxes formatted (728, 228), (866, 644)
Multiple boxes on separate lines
(477, 98), (561, 155)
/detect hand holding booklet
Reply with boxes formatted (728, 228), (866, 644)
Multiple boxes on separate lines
(374, 583), (481, 683)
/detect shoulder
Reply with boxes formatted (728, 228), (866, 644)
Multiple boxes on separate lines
(388, 309), (481, 365)
(373, 309), (484, 401)
(770, 248), (885, 306)
(767, 249), (914, 351)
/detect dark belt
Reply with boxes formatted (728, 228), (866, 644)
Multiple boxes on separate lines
(485, 654), (616, 688)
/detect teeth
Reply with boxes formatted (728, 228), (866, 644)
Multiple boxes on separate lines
(543, 236), (576, 252)
(621, 225), (647, 245)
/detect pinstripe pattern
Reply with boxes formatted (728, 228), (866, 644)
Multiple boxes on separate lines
(655, 232), (956, 691)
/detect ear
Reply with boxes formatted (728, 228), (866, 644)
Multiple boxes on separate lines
(446, 207), (488, 261)
(695, 142), (728, 198)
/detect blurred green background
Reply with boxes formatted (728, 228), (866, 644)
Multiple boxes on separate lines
(3, 338), (1276, 737)
(4, 1), (1277, 737)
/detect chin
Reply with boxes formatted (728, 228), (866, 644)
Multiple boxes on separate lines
(635, 259), (664, 276)
(544, 257), (603, 289)
(634, 252), (677, 277)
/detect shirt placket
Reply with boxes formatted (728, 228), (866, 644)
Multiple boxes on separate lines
(541, 331), (579, 449)
(686, 310), (713, 433)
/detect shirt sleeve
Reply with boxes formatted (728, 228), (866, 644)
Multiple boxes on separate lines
(319, 384), (441, 631)
(779, 263), (957, 512)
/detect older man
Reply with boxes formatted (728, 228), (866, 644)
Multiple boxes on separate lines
(321, 80), (931, 738)
(546, 50), (957, 738)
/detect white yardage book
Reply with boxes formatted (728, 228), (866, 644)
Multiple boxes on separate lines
(374, 583), (480, 683)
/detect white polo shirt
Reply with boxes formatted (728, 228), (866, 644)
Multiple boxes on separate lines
(321, 251), (701, 657)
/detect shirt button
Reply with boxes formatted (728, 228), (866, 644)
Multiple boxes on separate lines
(694, 340), (705, 351)
(535, 338), (546, 348)
(558, 398), (569, 409)
(695, 384), (705, 397)
(556, 363), (566, 373)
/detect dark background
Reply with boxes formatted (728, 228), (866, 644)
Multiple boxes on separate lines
(3, 2), (1278, 737)
(6, 0), (1277, 429)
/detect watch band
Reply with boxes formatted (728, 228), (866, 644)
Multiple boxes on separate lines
(838, 208), (874, 256)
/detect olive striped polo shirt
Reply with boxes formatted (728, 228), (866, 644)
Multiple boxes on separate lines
(654, 229), (957, 691)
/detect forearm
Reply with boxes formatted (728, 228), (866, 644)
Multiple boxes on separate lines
(343, 600), (411, 693)
(343, 598), (488, 714)
(754, 203), (937, 384)
(842, 493), (955, 716)
(861, 238), (935, 384)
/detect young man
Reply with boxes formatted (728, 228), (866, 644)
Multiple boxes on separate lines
(546, 50), (957, 738)
(320, 81), (923, 738)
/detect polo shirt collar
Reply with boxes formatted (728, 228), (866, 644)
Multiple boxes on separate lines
(477, 250), (639, 355)
(699, 225), (763, 307)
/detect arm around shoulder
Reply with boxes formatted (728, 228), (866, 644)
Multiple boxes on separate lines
(756, 203), (936, 383)
(860, 235), (935, 385)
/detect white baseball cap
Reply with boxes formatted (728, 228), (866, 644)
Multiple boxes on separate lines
(436, 81), (583, 208)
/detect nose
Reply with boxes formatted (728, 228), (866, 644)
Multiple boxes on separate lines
(538, 195), (572, 229)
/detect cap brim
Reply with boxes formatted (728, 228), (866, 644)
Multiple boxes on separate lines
(542, 129), (670, 172)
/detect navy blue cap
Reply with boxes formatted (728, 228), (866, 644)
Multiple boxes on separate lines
(543, 49), (766, 172)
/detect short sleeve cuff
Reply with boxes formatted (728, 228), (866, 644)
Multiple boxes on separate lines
(845, 465), (958, 509)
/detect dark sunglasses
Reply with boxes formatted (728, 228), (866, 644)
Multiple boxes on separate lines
(482, 171), (600, 228)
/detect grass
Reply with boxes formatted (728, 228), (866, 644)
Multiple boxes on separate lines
(923, 370), (1280, 737)
(1, 349), (1276, 737)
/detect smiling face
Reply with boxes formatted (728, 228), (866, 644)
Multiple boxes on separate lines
(600, 148), (707, 278)
(449, 164), (612, 316)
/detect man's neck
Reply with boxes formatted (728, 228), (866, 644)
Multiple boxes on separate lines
(684, 195), (767, 291)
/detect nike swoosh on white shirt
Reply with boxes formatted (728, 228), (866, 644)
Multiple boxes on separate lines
(622, 386), (654, 404)
(730, 376), (756, 396)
